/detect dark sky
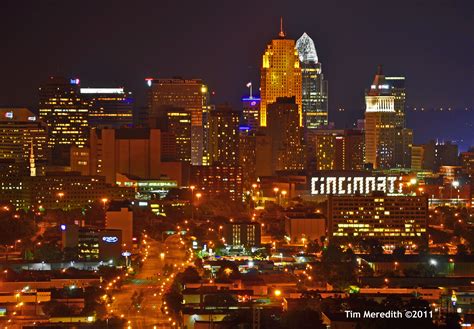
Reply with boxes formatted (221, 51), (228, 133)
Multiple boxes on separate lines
(1, 0), (473, 148)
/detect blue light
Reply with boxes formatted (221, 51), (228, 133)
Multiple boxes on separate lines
(70, 78), (80, 85)
(60, 224), (66, 231)
(239, 126), (251, 131)
(241, 97), (261, 102)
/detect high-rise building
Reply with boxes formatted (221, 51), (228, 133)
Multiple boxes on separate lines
(385, 76), (406, 126)
(0, 108), (48, 176)
(364, 66), (412, 169)
(296, 33), (328, 129)
(260, 20), (302, 127)
(39, 77), (88, 165)
(209, 105), (240, 166)
(146, 78), (209, 165)
(308, 129), (364, 171)
(80, 87), (133, 129)
(327, 194), (428, 249)
(239, 129), (257, 190)
(241, 96), (260, 132)
(460, 149), (474, 177)
(411, 145), (424, 171)
(149, 106), (192, 162)
(266, 97), (304, 173)
(422, 140), (459, 172)
(71, 128), (161, 184)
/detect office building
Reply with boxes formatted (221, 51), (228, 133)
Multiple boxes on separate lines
(10, 172), (134, 210)
(385, 76), (406, 128)
(77, 128), (162, 184)
(222, 221), (261, 248)
(80, 87), (133, 128)
(209, 105), (240, 166)
(146, 78), (209, 165)
(295, 32), (328, 129)
(422, 140), (459, 172)
(241, 97), (260, 132)
(266, 97), (304, 173)
(0, 108), (48, 176)
(460, 149), (474, 177)
(327, 194), (428, 249)
(285, 213), (326, 243)
(260, 21), (302, 126)
(39, 77), (88, 165)
(61, 224), (122, 262)
(149, 106), (192, 162)
(191, 165), (242, 202)
(115, 173), (177, 200)
(411, 145), (424, 170)
(364, 66), (412, 169)
(239, 131), (257, 190)
(106, 201), (133, 251)
(307, 129), (364, 171)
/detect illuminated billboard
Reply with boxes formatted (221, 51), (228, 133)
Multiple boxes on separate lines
(311, 175), (402, 195)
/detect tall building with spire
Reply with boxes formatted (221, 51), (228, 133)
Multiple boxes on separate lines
(296, 32), (328, 129)
(364, 66), (412, 169)
(260, 18), (302, 127)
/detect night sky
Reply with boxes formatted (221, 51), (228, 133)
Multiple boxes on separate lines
(1, 0), (473, 148)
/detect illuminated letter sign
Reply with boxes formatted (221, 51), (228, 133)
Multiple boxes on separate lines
(102, 236), (118, 243)
(310, 176), (402, 195)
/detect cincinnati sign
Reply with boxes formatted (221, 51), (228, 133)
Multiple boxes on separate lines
(311, 176), (403, 195)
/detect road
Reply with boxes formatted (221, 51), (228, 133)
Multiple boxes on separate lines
(110, 234), (189, 329)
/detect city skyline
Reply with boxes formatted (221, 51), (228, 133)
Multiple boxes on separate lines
(0, 1), (473, 148)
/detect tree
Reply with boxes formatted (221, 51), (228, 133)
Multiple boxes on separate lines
(179, 266), (201, 284)
(34, 242), (62, 262)
(0, 214), (37, 247)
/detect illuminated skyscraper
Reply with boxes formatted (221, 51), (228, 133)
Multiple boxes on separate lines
(260, 20), (302, 127)
(309, 129), (364, 171)
(266, 97), (304, 173)
(209, 105), (240, 166)
(150, 106), (192, 162)
(146, 78), (209, 165)
(80, 87), (133, 128)
(296, 32), (328, 129)
(241, 96), (260, 132)
(39, 77), (88, 165)
(0, 108), (47, 175)
(364, 66), (412, 169)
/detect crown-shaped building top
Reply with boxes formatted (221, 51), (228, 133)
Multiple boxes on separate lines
(296, 32), (318, 63)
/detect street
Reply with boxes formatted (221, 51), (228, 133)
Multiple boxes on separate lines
(110, 234), (189, 329)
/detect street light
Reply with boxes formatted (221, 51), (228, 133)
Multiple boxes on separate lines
(101, 198), (108, 208)
(190, 186), (195, 220)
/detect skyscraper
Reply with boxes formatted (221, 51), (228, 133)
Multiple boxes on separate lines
(241, 96), (260, 132)
(260, 20), (302, 127)
(209, 105), (240, 166)
(266, 97), (304, 173)
(296, 32), (328, 129)
(150, 106), (192, 162)
(309, 129), (364, 171)
(0, 108), (48, 176)
(80, 87), (134, 129)
(39, 77), (88, 165)
(146, 78), (209, 165)
(364, 66), (412, 169)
